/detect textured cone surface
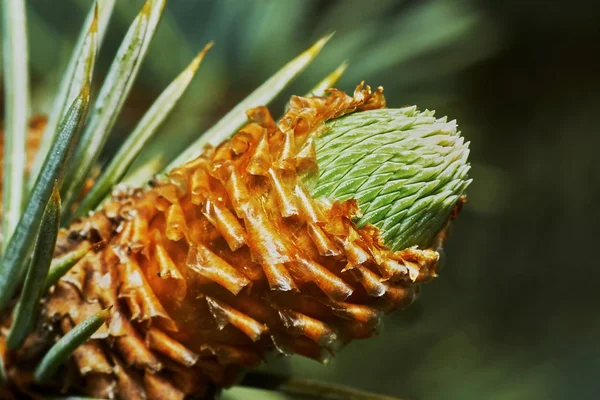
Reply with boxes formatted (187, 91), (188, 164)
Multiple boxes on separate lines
(313, 107), (470, 250)
(1, 85), (467, 399)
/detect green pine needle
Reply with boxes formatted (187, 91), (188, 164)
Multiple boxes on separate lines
(61, 0), (166, 223)
(0, 353), (5, 387)
(34, 308), (110, 383)
(2, 0), (30, 254)
(44, 243), (98, 292)
(306, 60), (348, 97)
(0, 84), (90, 313)
(6, 182), (61, 350)
(238, 371), (405, 400)
(118, 152), (166, 189)
(166, 32), (334, 170)
(28, 0), (114, 191)
(74, 42), (213, 216)
(312, 107), (471, 251)
(43, 398), (105, 400)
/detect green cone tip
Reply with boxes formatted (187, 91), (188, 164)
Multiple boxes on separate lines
(310, 107), (471, 251)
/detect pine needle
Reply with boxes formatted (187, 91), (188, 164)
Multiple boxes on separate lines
(34, 308), (111, 383)
(75, 42), (213, 216)
(166, 32), (334, 170)
(61, 0), (166, 223)
(240, 371), (405, 400)
(28, 0), (113, 191)
(0, 84), (90, 313)
(6, 183), (61, 349)
(2, 0), (30, 254)
(44, 242), (100, 292)
(306, 61), (348, 97)
(0, 353), (5, 387)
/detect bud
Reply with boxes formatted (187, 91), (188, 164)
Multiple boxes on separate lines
(311, 107), (471, 250)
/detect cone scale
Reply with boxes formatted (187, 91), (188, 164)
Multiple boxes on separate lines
(0, 84), (469, 399)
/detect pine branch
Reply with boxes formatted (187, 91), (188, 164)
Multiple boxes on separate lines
(240, 371), (406, 400)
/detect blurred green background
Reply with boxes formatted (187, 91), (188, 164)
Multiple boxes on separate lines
(7, 0), (600, 399)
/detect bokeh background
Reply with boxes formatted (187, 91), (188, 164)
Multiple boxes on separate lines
(7, 0), (600, 399)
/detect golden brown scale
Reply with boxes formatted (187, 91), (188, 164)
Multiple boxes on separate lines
(5, 84), (450, 399)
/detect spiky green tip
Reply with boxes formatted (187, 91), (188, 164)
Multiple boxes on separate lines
(311, 107), (471, 251)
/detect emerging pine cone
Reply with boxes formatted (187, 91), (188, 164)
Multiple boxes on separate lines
(0, 2), (473, 399)
(1, 83), (469, 399)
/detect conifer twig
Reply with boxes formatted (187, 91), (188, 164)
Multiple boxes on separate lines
(240, 371), (405, 400)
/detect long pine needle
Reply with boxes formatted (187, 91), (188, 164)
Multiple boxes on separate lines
(6, 183), (61, 350)
(1, 0), (30, 254)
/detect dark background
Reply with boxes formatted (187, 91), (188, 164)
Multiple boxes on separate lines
(9, 0), (600, 399)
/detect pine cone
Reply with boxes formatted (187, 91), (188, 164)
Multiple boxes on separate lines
(0, 84), (469, 399)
